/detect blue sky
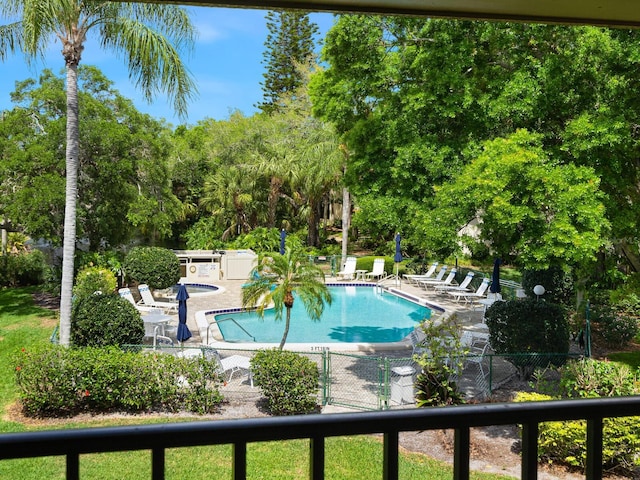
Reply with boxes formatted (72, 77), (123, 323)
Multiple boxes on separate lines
(0, 7), (335, 126)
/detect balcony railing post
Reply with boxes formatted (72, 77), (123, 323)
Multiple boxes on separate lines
(453, 427), (470, 480)
(67, 452), (79, 480)
(586, 417), (603, 480)
(152, 447), (165, 480)
(521, 422), (539, 480)
(383, 430), (399, 480)
(233, 442), (247, 480)
(310, 436), (325, 480)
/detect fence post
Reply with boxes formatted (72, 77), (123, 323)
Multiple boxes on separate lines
(380, 357), (390, 410)
(322, 350), (330, 406)
(585, 300), (592, 358)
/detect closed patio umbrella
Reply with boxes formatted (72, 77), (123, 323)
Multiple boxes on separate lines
(394, 233), (402, 284)
(490, 258), (502, 294)
(176, 283), (192, 343)
(280, 229), (286, 255)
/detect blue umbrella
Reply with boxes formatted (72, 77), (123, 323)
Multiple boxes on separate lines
(176, 284), (192, 343)
(394, 233), (402, 263)
(490, 258), (502, 294)
(279, 229), (286, 255)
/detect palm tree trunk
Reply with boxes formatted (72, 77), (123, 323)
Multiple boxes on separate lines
(341, 186), (350, 267)
(58, 63), (80, 346)
(279, 306), (292, 350)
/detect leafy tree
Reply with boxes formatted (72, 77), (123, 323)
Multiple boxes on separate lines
(242, 246), (331, 349)
(258, 10), (319, 114)
(311, 17), (640, 276)
(430, 130), (608, 269)
(0, 1), (196, 345)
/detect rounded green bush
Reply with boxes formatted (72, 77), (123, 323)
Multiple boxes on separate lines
(485, 298), (570, 378)
(0, 249), (46, 287)
(122, 246), (180, 289)
(71, 293), (144, 347)
(250, 349), (319, 415)
(73, 266), (117, 301)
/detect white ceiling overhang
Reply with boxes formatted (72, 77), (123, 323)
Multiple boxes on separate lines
(148, 0), (640, 28)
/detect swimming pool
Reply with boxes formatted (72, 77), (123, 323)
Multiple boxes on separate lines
(213, 286), (431, 344)
(166, 283), (224, 297)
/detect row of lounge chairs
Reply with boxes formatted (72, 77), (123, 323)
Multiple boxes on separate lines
(403, 262), (492, 305)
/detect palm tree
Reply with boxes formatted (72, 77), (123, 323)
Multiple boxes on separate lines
(0, 1), (196, 345)
(242, 247), (331, 350)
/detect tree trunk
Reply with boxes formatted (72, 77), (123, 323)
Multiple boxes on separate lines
(341, 186), (350, 267)
(307, 196), (320, 247)
(279, 305), (292, 350)
(267, 176), (282, 228)
(58, 63), (80, 346)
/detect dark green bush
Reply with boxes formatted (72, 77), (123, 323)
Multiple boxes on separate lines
(251, 349), (319, 415)
(0, 249), (46, 287)
(71, 293), (144, 347)
(73, 266), (117, 300)
(14, 345), (223, 416)
(485, 299), (569, 378)
(122, 246), (180, 289)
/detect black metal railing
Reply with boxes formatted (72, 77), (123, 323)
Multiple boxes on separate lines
(1, 396), (640, 480)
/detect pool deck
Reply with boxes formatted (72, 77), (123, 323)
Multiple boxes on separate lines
(170, 276), (488, 353)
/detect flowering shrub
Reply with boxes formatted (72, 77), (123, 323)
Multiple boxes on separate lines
(73, 265), (117, 300)
(14, 345), (223, 416)
(251, 349), (319, 415)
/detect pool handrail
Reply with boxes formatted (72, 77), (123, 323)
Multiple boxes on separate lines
(207, 317), (257, 344)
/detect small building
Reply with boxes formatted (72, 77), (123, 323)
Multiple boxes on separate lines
(173, 249), (257, 281)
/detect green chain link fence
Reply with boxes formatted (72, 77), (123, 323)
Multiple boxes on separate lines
(127, 344), (583, 411)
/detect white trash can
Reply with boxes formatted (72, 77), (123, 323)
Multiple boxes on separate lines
(390, 366), (415, 405)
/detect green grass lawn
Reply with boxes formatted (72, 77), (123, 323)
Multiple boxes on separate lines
(0, 287), (515, 480)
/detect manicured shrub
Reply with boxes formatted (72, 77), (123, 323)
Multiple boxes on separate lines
(14, 345), (223, 416)
(0, 249), (46, 287)
(73, 265), (117, 300)
(251, 349), (319, 415)
(484, 299), (569, 378)
(71, 293), (144, 347)
(590, 304), (638, 347)
(123, 246), (180, 289)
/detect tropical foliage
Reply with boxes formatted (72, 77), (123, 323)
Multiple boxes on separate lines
(242, 247), (331, 349)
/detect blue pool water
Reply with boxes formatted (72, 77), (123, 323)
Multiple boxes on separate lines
(214, 286), (431, 343)
(169, 283), (220, 295)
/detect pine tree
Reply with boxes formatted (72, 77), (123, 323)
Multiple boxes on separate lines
(259, 10), (319, 114)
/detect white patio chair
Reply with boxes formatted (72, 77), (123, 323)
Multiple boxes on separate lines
(365, 258), (386, 281)
(336, 257), (357, 280)
(137, 284), (178, 313)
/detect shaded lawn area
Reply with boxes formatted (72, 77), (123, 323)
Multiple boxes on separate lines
(0, 287), (516, 480)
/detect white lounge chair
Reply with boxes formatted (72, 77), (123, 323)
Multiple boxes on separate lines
(137, 284), (178, 313)
(203, 348), (253, 387)
(434, 271), (475, 293)
(118, 287), (163, 314)
(417, 266), (447, 289)
(460, 331), (491, 376)
(336, 257), (357, 280)
(419, 268), (456, 291)
(403, 262), (438, 284)
(365, 258), (386, 281)
(447, 278), (490, 304)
